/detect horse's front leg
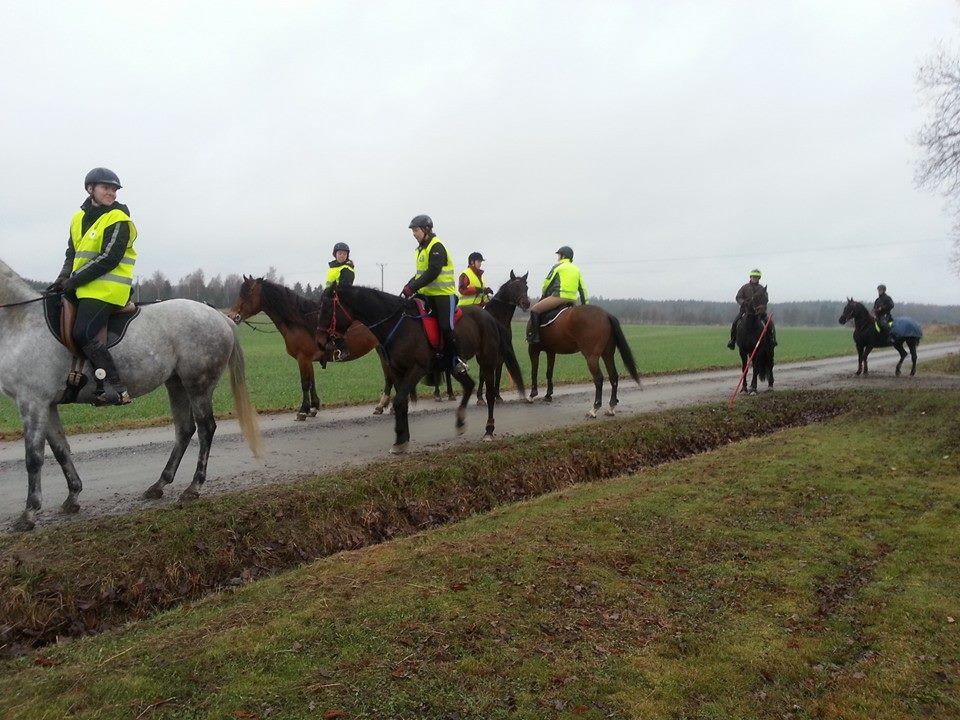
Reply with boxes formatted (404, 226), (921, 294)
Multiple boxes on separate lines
(296, 356), (313, 420)
(740, 353), (749, 393)
(585, 354), (603, 418)
(750, 363), (759, 394)
(481, 360), (497, 439)
(454, 369), (475, 436)
(527, 346), (540, 402)
(391, 366), (422, 453)
(46, 407), (83, 514)
(910, 340), (918, 376)
(862, 347), (871, 376)
(856, 345), (864, 376)
(894, 341), (906, 377)
(308, 363), (321, 415)
(14, 400), (50, 531)
(544, 352), (557, 402)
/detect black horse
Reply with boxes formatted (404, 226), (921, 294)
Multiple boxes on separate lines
(475, 270), (531, 404)
(735, 285), (775, 394)
(838, 298), (921, 376)
(317, 285), (525, 453)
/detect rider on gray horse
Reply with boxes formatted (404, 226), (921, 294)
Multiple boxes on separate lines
(727, 268), (777, 350)
(48, 168), (137, 405)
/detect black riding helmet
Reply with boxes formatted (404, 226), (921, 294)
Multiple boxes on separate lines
(468, 251), (484, 263)
(84, 167), (122, 189)
(333, 242), (350, 257)
(408, 214), (433, 230)
(877, 284), (887, 292)
(556, 245), (574, 260)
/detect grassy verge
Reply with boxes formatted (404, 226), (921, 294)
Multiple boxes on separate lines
(924, 353), (960, 375)
(0, 391), (860, 653)
(1, 390), (958, 718)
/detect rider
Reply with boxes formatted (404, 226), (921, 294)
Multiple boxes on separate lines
(458, 252), (493, 307)
(49, 168), (138, 405)
(727, 268), (776, 350)
(325, 242), (355, 288)
(874, 284), (894, 327)
(526, 246), (588, 344)
(401, 215), (468, 376)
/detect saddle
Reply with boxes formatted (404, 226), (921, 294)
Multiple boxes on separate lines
(414, 298), (462, 351)
(43, 295), (141, 402)
(537, 305), (571, 328)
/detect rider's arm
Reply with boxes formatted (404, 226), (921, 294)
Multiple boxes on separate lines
(408, 243), (447, 292)
(578, 274), (589, 305)
(56, 234), (75, 281)
(735, 284), (748, 305)
(458, 272), (478, 296)
(69, 221), (130, 286)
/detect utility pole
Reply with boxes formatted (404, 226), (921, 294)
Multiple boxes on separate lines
(376, 262), (387, 291)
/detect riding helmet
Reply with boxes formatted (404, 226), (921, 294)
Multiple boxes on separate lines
(84, 167), (122, 189)
(749, 268), (762, 278)
(468, 251), (485, 263)
(333, 242), (350, 256)
(556, 246), (574, 260)
(408, 214), (433, 230)
(877, 283), (886, 292)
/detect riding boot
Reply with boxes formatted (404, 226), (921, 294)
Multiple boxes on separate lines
(527, 312), (541, 343)
(445, 332), (469, 377)
(727, 318), (738, 350)
(81, 340), (132, 406)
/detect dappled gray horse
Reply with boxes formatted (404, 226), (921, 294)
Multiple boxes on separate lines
(0, 258), (261, 531)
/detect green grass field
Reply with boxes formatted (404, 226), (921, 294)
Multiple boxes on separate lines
(0, 321), (941, 437)
(2, 390), (957, 718)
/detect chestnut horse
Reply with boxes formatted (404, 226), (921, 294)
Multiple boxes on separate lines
(527, 304), (641, 417)
(227, 277), (399, 419)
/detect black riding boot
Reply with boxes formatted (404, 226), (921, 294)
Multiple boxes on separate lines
(727, 318), (738, 350)
(444, 331), (468, 377)
(527, 312), (541, 343)
(82, 340), (132, 406)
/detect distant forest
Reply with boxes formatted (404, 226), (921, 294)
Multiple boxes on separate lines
(24, 269), (960, 327)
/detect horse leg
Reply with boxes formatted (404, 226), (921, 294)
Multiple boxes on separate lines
(863, 347), (871, 376)
(767, 357), (775, 389)
(308, 364), (321, 416)
(455, 369), (475, 436)
(544, 352), (557, 402)
(178, 387), (217, 502)
(910, 339), (918, 376)
(447, 371), (456, 401)
(494, 361), (505, 402)
(476, 372), (486, 406)
(585, 354), (603, 418)
(856, 345), (863, 376)
(527, 346), (540, 402)
(750, 362), (758, 394)
(740, 352), (749, 393)
(296, 356), (312, 420)
(482, 360), (497, 439)
(145, 376), (196, 499)
(602, 350), (619, 416)
(894, 341), (906, 377)
(374, 351), (392, 415)
(46, 408), (83, 514)
(391, 367), (421, 454)
(14, 400), (50, 531)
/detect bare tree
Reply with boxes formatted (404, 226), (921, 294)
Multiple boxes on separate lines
(916, 47), (960, 265)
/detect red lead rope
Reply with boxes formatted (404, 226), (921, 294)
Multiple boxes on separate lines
(325, 293), (354, 339)
(728, 313), (773, 409)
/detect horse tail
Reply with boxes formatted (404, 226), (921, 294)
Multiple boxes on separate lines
(228, 328), (263, 458)
(609, 314), (641, 386)
(497, 321), (526, 397)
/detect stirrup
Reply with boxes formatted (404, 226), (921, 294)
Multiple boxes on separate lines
(453, 358), (469, 375)
(92, 386), (132, 407)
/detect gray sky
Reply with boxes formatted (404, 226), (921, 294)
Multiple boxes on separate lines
(1, 0), (958, 304)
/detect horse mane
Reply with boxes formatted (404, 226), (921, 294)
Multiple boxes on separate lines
(0, 257), (39, 305)
(257, 279), (322, 328)
(336, 284), (409, 313)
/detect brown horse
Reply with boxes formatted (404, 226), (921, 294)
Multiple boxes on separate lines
(527, 305), (641, 417)
(227, 277), (397, 419)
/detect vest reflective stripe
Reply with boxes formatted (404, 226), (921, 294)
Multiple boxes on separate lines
(415, 236), (455, 296)
(542, 258), (588, 302)
(325, 264), (351, 288)
(459, 266), (485, 305)
(70, 208), (138, 306)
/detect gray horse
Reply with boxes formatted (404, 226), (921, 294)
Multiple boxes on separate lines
(0, 258), (261, 531)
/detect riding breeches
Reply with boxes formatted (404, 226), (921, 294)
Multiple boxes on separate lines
(422, 295), (462, 365)
(529, 295), (571, 315)
(72, 297), (115, 348)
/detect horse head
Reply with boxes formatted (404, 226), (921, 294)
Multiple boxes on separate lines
(746, 285), (769, 316)
(501, 270), (531, 310)
(838, 297), (860, 325)
(227, 275), (264, 325)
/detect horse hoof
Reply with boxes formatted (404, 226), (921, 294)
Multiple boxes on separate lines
(604, 408), (616, 417)
(143, 484), (164, 500)
(295, 413), (307, 421)
(372, 407), (384, 415)
(308, 408), (319, 417)
(60, 497), (81, 514)
(178, 488), (201, 503)
(12, 512), (35, 532)
(543, 395), (553, 403)
(390, 443), (408, 455)
(482, 434), (494, 442)
(477, 399), (486, 406)
(585, 409), (597, 419)
(526, 396), (535, 404)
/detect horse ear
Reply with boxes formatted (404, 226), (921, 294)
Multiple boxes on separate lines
(522, 271), (529, 280)
(510, 269), (515, 280)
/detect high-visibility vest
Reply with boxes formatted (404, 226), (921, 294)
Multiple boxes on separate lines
(325, 262), (352, 288)
(70, 208), (138, 306)
(542, 258), (588, 303)
(458, 266), (486, 306)
(415, 236), (455, 296)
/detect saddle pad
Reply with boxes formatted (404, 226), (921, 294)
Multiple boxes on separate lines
(414, 299), (463, 350)
(44, 295), (142, 351)
(538, 305), (571, 328)
(890, 317), (922, 339)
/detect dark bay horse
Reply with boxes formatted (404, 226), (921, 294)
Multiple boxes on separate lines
(317, 285), (525, 452)
(839, 298), (922, 376)
(228, 277), (397, 419)
(735, 285), (775, 394)
(527, 304), (641, 417)
(475, 270), (531, 404)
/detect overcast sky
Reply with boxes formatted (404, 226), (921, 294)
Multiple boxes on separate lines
(1, 1), (958, 304)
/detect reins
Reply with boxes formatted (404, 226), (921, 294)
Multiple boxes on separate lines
(0, 294), (57, 310)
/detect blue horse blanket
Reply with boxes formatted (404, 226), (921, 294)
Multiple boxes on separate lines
(889, 317), (922, 339)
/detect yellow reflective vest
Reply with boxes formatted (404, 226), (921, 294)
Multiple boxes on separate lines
(542, 258), (588, 303)
(70, 208), (138, 306)
(415, 236), (456, 296)
(458, 266), (486, 306)
(325, 262), (353, 288)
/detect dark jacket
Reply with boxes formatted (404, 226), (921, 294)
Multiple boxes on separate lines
(874, 293), (894, 316)
(328, 260), (355, 288)
(57, 198), (132, 286)
(408, 235), (448, 292)
(735, 281), (763, 306)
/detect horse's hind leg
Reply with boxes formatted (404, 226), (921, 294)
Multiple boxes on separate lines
(527, 346), (540, 402)
(585, 354), (603, 418)
(296, 357), (313, 420)
(455, 370), (475, 436)
(602, 350), (619, 416)
(46, 408), (83, 514)
(894, 341), (906, 376)
(481, 359), (497, 439)
(910, 339), (918, 376)
(545, 352), (557, 402)
(13, 400), (50, 531)
(308, 364), (321, 416)
(179, 386), (217, 502)
(145, 376), (196, 500)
